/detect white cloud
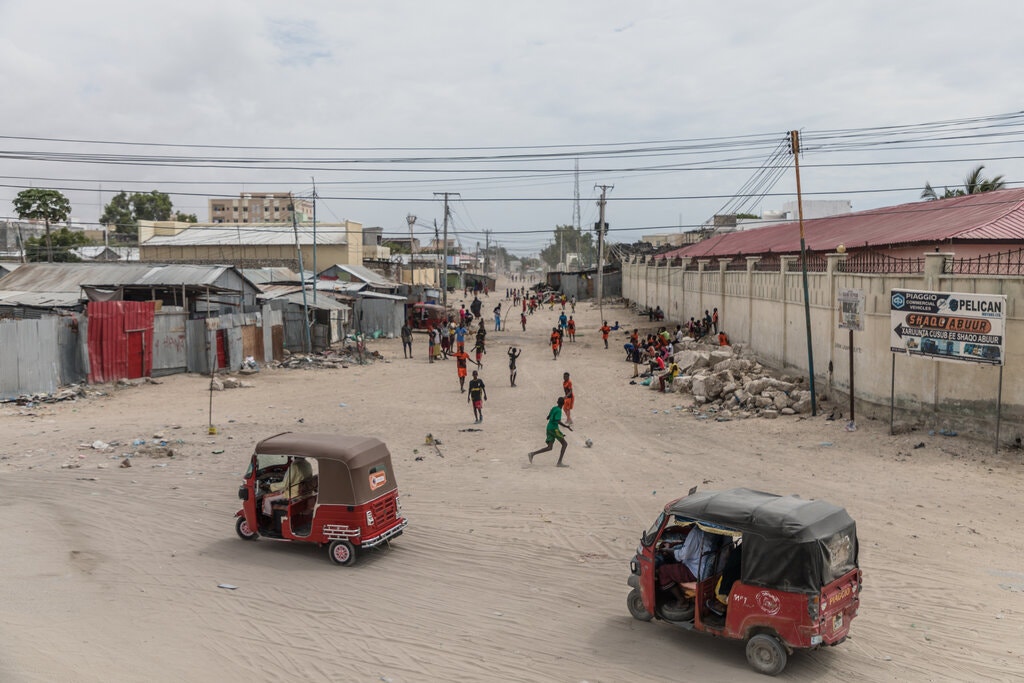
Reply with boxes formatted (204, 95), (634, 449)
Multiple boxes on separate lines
(2, 0), (1024, 253)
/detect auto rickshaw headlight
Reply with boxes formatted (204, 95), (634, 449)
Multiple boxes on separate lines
(366, 510), (374, 526)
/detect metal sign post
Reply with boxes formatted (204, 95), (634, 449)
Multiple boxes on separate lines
(837, 288), (865, 431)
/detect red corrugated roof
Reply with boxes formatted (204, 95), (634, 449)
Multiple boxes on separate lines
(664, 187), (1024, 260)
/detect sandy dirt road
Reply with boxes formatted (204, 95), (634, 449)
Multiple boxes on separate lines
(1, 288), (1022, 682)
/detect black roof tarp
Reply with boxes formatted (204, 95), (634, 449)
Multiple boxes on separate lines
(669, 488), (858, 594)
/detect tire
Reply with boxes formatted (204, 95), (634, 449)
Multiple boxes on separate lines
(235, 516), (258, 541)
(658, 600), (695, 622)
(746, 633), (787, 676)
(328, 540), (357, 566)
(627, 588), (653, 622)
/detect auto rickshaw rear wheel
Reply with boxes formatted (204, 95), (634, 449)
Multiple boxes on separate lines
(626, 588), (653, 621)
(328, 540), (357, 566)
(745, 633), (787, 676)
(235, 516), (258, 541)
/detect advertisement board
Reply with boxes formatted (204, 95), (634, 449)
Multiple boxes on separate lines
(889, 289), (1006, 366)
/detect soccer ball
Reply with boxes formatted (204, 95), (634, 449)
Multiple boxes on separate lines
(584, 438), (593, 448)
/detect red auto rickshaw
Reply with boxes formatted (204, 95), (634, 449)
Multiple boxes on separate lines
(627, 488), (861, 676)
(235, 432), (407, 566)
(408, 302), (449, 331)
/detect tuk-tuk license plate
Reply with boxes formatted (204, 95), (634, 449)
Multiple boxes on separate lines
(833, 613), (843, 631)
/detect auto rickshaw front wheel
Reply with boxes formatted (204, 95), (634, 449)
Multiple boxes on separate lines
(235, 516), (258, 541)
(626, 588), (653, 621)
(745, 633), (787, 676)
(328, 540), (357, 566)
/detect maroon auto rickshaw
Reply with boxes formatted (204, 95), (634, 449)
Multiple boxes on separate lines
(235, 432), (407, 566)
(408, 302), (449, 331)
(627, 488), (861, 676)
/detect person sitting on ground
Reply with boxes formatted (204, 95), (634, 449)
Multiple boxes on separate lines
(262, 457), (314, 515)
(659, 360), (681, 393)
(718, 330), (730, 346)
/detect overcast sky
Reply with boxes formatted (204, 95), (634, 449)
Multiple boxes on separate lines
(2, 1), (1023, 256)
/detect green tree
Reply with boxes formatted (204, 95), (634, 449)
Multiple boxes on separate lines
(99, 191), (134, 234)
(540, 224), (597, 269)
(13, 188), (72, 263)
(921, 165), (1006, 201)
(24, 227), (91, 262)
(383, 240), (411, 254)
(100, 190), (187, 238)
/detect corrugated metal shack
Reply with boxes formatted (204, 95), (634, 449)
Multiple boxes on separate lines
(0, 263), (275, 396)
(546, 266), (621, 300)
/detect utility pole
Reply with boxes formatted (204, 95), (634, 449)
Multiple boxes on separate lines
(790, 130), (817, 416)
(595, 184), (613, 320)
(406, 213), (417, 288)
(433, 192), (459, 311)
(311, 178), (318, 304)
(484, 229), (491, 276)
(289, 193), (312, 354)
(573, 158), (581, 267)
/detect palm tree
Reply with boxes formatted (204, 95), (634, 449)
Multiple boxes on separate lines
(921, 165), (1006, 200)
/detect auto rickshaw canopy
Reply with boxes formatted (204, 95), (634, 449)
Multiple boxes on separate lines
(254, 432), (398, 506)
(668, 488), (858, 594)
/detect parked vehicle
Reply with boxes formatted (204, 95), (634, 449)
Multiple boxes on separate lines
(408, 302), (450, 331)
(627, 487), (861, 676)
(235, 432), (407, 566)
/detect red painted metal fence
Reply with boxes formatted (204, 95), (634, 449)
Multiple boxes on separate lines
(87, 301), (155, 383)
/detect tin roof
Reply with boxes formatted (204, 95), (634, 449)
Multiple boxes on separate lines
(665, 187), (1024, 260)
(240, 267), (302, 286)
(325, 263), (400, 289)
(142, 223), (349, 247)
(258, 285), (350, 311)
(0, 263), (257, 308)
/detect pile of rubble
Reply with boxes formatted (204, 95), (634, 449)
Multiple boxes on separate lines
(270, 346), (384, 370)
(2, 384), (89, 405)
(655, 341), (817, 420)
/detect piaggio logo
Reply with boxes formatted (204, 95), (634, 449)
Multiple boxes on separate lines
(891, 293), (906, 309)
(755, 590), (781, 616)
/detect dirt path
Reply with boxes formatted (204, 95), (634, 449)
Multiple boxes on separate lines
(1, 285), (1022, 682)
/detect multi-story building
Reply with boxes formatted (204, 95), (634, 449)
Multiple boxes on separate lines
(208, 193), (314, 224)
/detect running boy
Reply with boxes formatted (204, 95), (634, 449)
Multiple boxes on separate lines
(527, 397), (573, 467)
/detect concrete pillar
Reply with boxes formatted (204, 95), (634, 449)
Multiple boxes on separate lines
(925, 252), (952, 291)
(779, 256), (798, 367)
(697, 259), (711, 318)
(826, 252), (848, 396)
(746, 257), (760, 345)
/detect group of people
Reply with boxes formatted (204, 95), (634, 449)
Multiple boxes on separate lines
(407, 286), (737, 469)
(618, 305), (729, 392)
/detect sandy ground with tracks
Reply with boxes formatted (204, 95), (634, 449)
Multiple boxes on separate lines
(2, 283), (1023, 683)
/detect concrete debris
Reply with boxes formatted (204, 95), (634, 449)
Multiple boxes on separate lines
(271, 346), (383, 370)
(660, 340), (824, 420)
(3, 384), (88, 405)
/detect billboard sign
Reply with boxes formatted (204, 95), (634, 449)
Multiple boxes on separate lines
(890, 289), (1006, 365)
(838, 288), (865, 331)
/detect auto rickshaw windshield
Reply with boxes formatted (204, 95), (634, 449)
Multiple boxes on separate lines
(256, 453), (289, 472)
(642, 511), (666, 546)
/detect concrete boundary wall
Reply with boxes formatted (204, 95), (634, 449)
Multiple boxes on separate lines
(622, 253), (1023, 441)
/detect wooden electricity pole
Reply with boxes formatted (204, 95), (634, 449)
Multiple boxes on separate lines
(595, 184), (613, 320)
(790, 131), (817, 416)
(433, 192), (459, 311)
